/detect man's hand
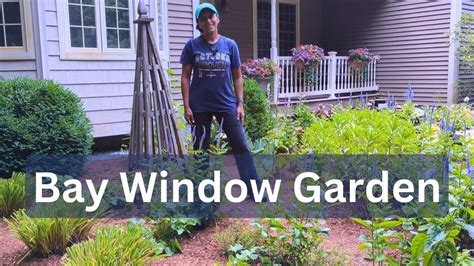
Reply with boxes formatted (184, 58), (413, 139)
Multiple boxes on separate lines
(184, 106), (194, 125)
(237, 104), (245, 125)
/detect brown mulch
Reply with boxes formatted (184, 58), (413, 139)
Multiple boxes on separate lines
(0, 156), (370, 265)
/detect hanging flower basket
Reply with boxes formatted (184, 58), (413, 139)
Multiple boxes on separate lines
(310, 61), (320, 69)
(295, 61), (305, 70)
(291, 44), (325, 71)
(241, 58), (280, 80)
(348, 60), (365, 71)
(348, 48), (375, 71)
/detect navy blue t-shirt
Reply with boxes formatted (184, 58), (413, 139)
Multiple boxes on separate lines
(180, 35), (241, 112)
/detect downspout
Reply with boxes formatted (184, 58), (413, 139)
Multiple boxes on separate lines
(32, 0), (49, 80)
(447, 0), (462, 104)
(270, 0), (278, 104)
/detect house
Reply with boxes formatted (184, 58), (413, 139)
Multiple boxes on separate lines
(0, 0), (471, 141)
(0, 0), (200, 142)
(217, 0), (472, 106)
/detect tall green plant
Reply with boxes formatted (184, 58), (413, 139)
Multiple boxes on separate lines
(64, 221), (163, 265)
(243, 79), (274, 141)
(4, 209), (98, 257)
(0, 172), (25, 217)
(453, 13), (474, 103)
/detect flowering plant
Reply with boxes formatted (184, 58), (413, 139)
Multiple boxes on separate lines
(291, 44), (325, 68)
(348, 48), (375, 70)
(241, 58), (280, 80)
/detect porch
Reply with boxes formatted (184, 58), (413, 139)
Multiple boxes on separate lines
(270, 52), (380, 105)
(260, 0), (380, 105)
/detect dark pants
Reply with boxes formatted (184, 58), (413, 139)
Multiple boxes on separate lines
(192, 111), (262, 196)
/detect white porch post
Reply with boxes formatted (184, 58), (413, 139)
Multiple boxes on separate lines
(328, 51), (337, 99)
(270, 0), (279, 104)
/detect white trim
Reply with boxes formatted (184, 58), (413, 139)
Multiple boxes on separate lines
(447, 0), (462, 104)
(252, 0), (300, 58)
(0, 0), (35, 60)
(252, 0), (257, 57)
(32, 0), (48, 78)
(192, 0), (200, 37)
(100, 0), (136, 53)
(57, 0), (137, 61)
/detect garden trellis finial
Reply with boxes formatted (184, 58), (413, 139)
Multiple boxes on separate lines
(128, 0), (185, 169)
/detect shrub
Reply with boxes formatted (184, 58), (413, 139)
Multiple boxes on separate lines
(0, 78), (93, 177)
(63, 221), (163, 265)
(4, 209), (98, 256)
(243, 79), (274, 141)
(0, 172), (25, 217)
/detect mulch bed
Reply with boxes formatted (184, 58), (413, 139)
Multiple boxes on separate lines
(0, 156), (370, 265)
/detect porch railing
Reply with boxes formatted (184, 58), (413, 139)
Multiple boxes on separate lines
(274, 52), (379, 103)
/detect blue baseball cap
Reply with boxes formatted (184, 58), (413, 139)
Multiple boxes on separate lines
(195, 3), (219, 22)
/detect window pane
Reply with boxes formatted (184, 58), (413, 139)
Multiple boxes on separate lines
(279, 3), (296, 56)
(117, 0), (128, 8)
(119, 29), (130, 48)
(82, 6), (95, 26)
(4, 2), (21, 24)
(106, 8), (117, 27)
(82, 0), (94, 4)
(0, 26), (5, 47)
(0, 5), (3, 23)
(69, 5), (82, 26)
(84, 27), (97, 47)
(257, 0), (271, 58)
(68, 0), (80, 3)
(70, 27), (83, 47)
(107, 29), (118, 48)
(118, 9), (129, 28)
(5, 25), (22, 46)
(105, 0), (116, 7)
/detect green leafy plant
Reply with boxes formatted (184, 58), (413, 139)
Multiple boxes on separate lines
(152, 218), (201, 255)
(352, 217), (408, 265)
(243, 78), (274, 142)
(302, 108), (421, 154)
(0, 78), (93, 177)
(251, 218), (330, 265)
(0, 172), (25, 217)
(453, 13), (474, 104)
(214, 221), (261, 254)
(293, 102), (316, 129)
(4, 209), (98, 257)
(227, 244), (266, 265)
(264, 116), (299, 154)
(63, 221), (164, 265)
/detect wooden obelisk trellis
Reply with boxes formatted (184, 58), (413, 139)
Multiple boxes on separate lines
(128, 0), (185, 170)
